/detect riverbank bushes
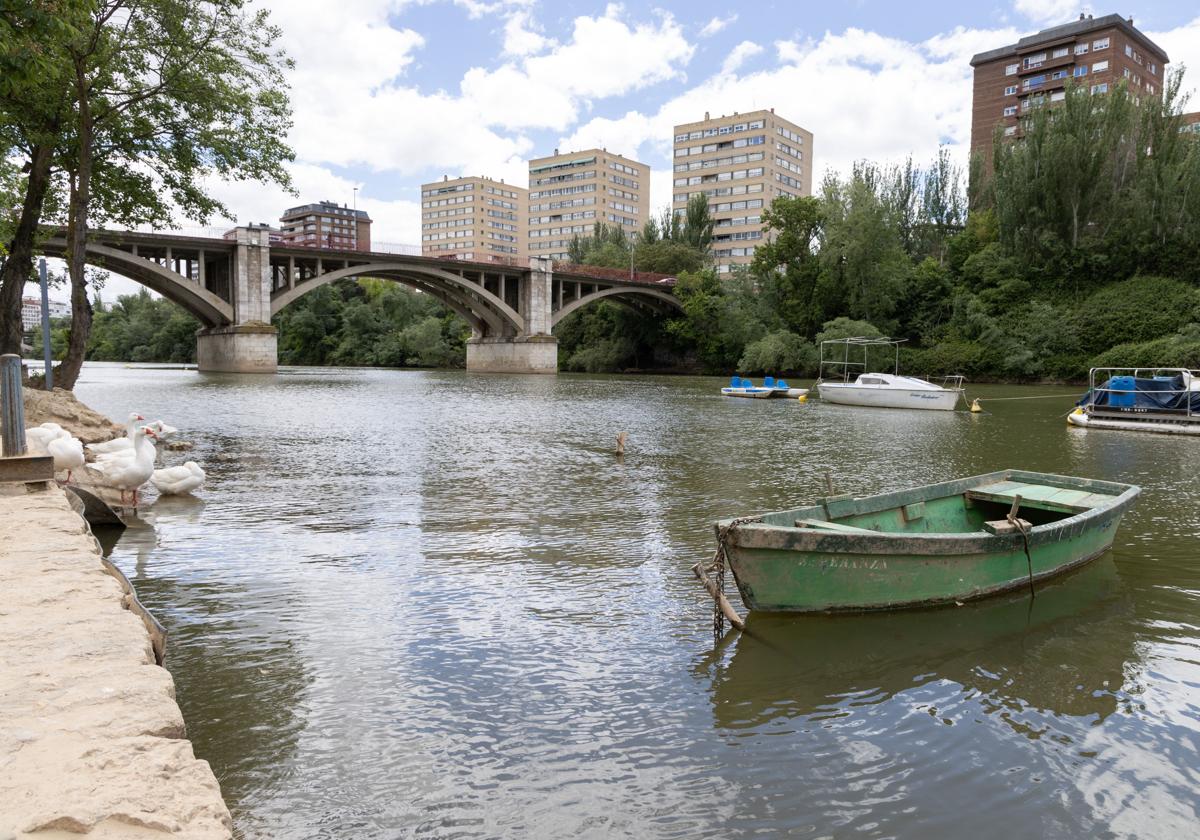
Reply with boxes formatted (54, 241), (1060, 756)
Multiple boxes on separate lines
(273, 279), (469, 368)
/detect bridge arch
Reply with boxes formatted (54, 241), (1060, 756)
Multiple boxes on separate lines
(551, 285), (682, 329)
(271, 262), (524, 338)
(39, 238), (233, 327)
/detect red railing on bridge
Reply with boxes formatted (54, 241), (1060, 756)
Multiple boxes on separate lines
(551, 263), (676, 287)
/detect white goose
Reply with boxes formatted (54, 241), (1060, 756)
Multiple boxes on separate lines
(151, 461), (205, 495)
(47, 435), (85, 482)
(146, 420), (178, 439)
(25, 422), (66, 455)
(86, 426), (158, 506)
(87, 412), (146, 456)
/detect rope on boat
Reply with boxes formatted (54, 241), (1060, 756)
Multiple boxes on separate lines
(970, 392), (1080, 402)
(692, 516), (759, 639)
(1006, 495), (1036, 600)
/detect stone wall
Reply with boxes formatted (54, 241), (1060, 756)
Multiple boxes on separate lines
(0, 486), (232, 838)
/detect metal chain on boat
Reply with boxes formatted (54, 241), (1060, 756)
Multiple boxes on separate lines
(709, 516), (760, 639)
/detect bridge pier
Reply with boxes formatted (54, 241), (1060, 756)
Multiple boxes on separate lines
(464, 256), (558, 374)
(196, 324), (278, 373)
(197, 226), (279, 373)
(465, 336), (557, 374)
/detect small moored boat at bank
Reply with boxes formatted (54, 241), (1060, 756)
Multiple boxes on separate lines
(714, 470), (1139, 613)
(1069, 367), (1200, 435)
(721, 376), (774, 399)
(815, 337), (964, 411)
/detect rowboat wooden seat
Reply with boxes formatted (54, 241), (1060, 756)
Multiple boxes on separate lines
(793, 518), (877, 533)
(965, 480), (1113, 515)
(982, 518), (1033, 536)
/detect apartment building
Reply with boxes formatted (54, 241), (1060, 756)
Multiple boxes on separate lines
(527, 149), (649, 261)
(21, 296), (70, 331)
(969, 14), (1169, 160)
(672, 108), (813, 274)
(278, 200), (372, 251)
(1182, 112), (1200, 136)
(420, 176), (527, 262)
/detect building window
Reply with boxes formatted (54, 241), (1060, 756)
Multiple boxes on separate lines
(1091, 83), (1109, 94)
(1052, 46), (1069, 58)
(1051, 70), (1068, 80)
(1004, 84), (1018, 95)
(1074, 43), (1089, 56)
(1149, 63), (1158, 75)
(1073, 65), (1088, 77)
(1005, 63), (1018, 75)
(1092, 60), (1109, 73)
(1004, 125), (1017, 137)
(1124, 45), (1133, 57)
(1050, 90), (1066, 102)
(1003, 105), (1017, 117)
(1093, 37), (1110, 50)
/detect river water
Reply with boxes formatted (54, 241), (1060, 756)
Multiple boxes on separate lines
(74, 364), (1200, 839)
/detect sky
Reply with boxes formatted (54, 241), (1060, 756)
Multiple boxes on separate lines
(34, 0), (1200, 300)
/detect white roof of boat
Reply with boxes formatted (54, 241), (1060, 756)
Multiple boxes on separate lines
(834, 372), (943, 390)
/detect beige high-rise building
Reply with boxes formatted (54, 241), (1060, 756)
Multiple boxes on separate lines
(672, 109), (813, 274)
(527, 149), (650, 261)
(420, 176), (526, 263)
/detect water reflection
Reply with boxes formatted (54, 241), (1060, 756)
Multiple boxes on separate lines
(709, 558), (1132, 729)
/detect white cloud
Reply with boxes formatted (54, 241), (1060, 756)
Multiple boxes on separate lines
(1012, 0), (1085, 27)
(720, 40), (764, 75)
(269, 2), (693, 179)
(503, 9), (554, 56)
(566, 24), (1029, 212)
(699, 14), (737, 38)
(1147, 16), (1200, 106)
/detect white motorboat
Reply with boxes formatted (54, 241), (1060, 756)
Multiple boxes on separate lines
(815, 337), (965, 412)
(817, 372), (962, 411)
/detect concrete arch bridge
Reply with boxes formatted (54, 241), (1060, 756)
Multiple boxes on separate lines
(38, 227), (682, 373)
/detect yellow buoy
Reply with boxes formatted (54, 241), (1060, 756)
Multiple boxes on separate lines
(797, 394), (807, 403)
(969, 398), (983, 413)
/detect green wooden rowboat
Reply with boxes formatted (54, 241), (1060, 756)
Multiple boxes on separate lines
(716, 469), (1139, 613)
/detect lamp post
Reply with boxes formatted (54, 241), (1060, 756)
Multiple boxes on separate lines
(629, 231), (640, 282)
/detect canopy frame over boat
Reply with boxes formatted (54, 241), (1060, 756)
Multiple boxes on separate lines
(1070, 367), (1200, 435)
(714, 469), (1139, 614)
(815, 336), (965, 411)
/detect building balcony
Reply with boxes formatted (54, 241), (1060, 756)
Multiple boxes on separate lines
(1019, 52), (1075, 75)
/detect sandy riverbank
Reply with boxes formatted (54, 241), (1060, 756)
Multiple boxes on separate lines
(0, 483), (231, 839)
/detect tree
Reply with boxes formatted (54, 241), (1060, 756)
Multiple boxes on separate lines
(52, 0), (294, 389)
(818, 164), (911, 332)
(0, 1), (89, 357)
(681, 193), (714, 251)
(750, 195), (825, 338)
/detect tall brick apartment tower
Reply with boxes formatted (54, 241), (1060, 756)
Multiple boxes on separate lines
(969, 14), (1169, 165)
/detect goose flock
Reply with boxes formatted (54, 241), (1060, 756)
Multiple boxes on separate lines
(19, 411), (205, 507)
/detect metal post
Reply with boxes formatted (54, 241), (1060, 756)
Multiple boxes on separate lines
(1, 354), (27, 456)
(39, 258), (53, 390)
